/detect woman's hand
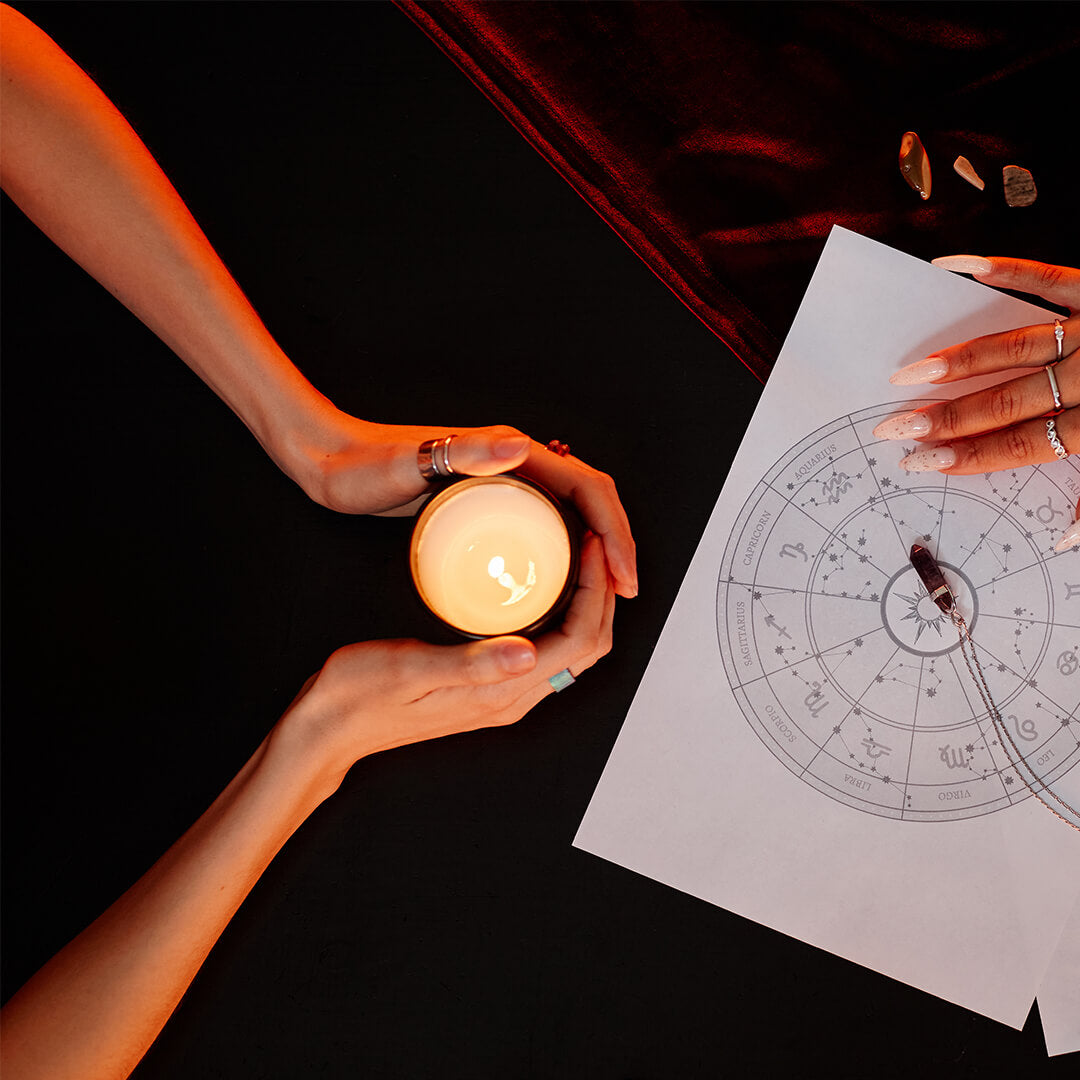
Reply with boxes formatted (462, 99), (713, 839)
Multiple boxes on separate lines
(871, 257), (1079, 475)
(275, 531), (616, 793)
(288, 409), (638, 598)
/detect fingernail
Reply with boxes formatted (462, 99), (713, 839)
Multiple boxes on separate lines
(931, 255), (993, 276)
(890, 356), (949, 385)
(898, 446), (957, 472)
(1055, 521), (1080, 553)
(873, 411), (933, 440)
(498, 642), (536, 674)
(494, 434), (530, 460)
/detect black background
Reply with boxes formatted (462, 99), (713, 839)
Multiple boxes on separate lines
(2, 3), (1076, 1077)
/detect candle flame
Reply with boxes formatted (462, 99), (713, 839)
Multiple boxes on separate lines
(487, 554), (536, 607)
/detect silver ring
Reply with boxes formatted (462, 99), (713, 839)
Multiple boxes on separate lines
(1046, 362), (1063, 412)
(1054, 318), (1066, 362)
(1046, 418), (1069, 460)
(548, 668), (575, 692)
(417, 435), (457, 481)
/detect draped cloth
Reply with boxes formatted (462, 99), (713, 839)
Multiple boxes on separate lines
(398, 1), (1079, 383)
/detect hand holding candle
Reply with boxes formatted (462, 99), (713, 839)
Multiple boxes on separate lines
(289, 413), (638, 598)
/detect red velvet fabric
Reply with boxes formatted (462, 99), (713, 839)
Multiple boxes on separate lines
(398, 1), (1079, 383)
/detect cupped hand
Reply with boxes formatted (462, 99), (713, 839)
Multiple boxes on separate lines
(275, 532), (616, 790)
(290, 410), (637, 598)
(872, 257), (1079, 475)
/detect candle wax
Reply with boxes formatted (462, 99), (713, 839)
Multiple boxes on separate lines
(412, 478), (572, 636)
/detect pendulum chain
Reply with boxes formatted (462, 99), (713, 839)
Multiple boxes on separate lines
(951, 609), (1080, 832)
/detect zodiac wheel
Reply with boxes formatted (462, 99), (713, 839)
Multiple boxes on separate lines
(717, 403), (1080, 821)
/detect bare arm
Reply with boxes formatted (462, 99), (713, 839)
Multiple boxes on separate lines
(0, 537), (615, 1080)
(0, 4), (637, 593)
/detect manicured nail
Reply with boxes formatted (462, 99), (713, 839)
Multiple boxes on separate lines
(499, 642), (536, 673)
(1055, 521), (1080, 553)
(890, 356), (949, 385)
(873, 411), (933, 440)
(931, 255), (993, 276)
(899, 446), (957, 472)
(494, 434), (530, 459)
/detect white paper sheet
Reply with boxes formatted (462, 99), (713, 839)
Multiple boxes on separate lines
(1038, 893), (1080, 1056)
(576, 228), (1080, 1039)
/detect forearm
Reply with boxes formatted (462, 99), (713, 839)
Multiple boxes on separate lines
(0, 721), (340, 1080)
(0, 5), (335, 474)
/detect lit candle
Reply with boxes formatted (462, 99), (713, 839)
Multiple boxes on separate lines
(410, 475), (577, 637)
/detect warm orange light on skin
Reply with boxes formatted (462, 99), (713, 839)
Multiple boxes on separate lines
(411, 477), (572, 636)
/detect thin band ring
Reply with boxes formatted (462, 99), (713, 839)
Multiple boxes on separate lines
(1046, 418), (1069, 460)
(1054, 318), (1066, 362)
(548, 668), (575, 692)
(1046, 362), (1063, 412)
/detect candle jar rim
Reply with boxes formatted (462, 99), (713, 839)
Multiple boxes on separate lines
(409, 473), (581, 640)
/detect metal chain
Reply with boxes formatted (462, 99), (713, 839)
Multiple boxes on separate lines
(950, 610), (1080, 832)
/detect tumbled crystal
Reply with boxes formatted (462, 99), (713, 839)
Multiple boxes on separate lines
(1003, 165), (1037, 207)
(899, 131), (931, 200)
(952, 155), (985, 191)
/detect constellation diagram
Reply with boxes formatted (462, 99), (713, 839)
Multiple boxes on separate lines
(718, 404), (1080, 822)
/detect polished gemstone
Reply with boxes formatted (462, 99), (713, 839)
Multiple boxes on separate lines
(952, 155), (985, 191)
(1003, 164), (1037, 207)
(899, 131), (931, 200)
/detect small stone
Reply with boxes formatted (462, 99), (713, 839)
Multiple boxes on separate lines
(1003, 165), (1037, 207)
(952, 155), (985, 191)
(899, 131), (931, 200)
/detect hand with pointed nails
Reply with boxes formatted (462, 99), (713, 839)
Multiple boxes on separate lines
(873, 257), (1080, 545)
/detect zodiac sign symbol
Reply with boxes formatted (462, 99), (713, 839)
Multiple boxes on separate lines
(803, 682), (830, 718)
(1066, 583), (1080, 601)
(1036, 496), (1067, 525)
(860, 737), (892, 759)
(779, 542), (809, 561)
(821, 473), (852, 504)
(1008, 714), (1038, 742)
(487, 555), (536, 607)
(939, 745), (968, 770)
(1058, 650), (1079, 676)
(764, 614), (791, 639)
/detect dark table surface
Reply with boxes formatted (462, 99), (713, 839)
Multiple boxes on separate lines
(2, 3), (1075, 1076)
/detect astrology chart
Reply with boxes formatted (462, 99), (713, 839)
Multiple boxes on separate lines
(717, 403), (1080, 823)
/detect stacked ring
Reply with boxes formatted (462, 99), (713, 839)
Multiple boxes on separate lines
(417, 435), (456, 481)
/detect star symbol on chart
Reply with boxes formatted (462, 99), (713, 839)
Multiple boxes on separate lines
(854, 638), (864, 647)
(867, 457), (877, 467)
(926, 687), (937, 698)
(753, 591), (762, 600)
(882, 775), (891, 784)
(1005, 775), (1015, 785)
(1062, 718), (1072, 728)
(965, 744), (975, 754)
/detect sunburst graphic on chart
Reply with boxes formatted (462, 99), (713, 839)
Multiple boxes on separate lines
(717, 403), (1080, 822)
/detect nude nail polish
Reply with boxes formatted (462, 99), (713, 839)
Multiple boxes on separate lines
(1054, 521), (1080, 553)
(890, 356), (949, 386)
(898, 446), (956, 472)
(931, 255), (993, 276)
(872, 411), (932, 440)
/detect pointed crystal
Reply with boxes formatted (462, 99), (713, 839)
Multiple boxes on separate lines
(952, 156), (985, 191)
(1003, 165), (1037, 207)
(899, 131), (931, 200)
